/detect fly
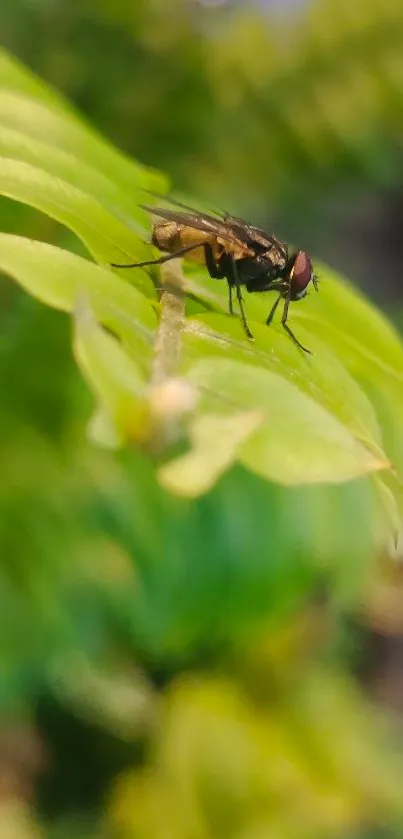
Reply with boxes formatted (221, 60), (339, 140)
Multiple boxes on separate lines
(111, 197), (318, 353)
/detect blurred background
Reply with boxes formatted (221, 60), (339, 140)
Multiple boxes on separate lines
(2, 0), (403, 837)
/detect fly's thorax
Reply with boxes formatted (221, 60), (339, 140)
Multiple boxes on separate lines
(264, 243), (287, 272)
(240, 249), (286, 289)
(236, 254), (277, 287)
(216, 234), (252, 262)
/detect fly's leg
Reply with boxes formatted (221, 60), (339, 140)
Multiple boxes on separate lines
(266, 293), (282, 326)
(111, 243), (207, 269)
(227, 256), (253, 340)
(202, 243), (225, 279)
(228, 284), (234, 315)
(205, 251), (234, 315)
(201, 244), (235, 315)
(237, 282), (253, 339)
(281, 293), (312, 354)
(184, 241), (235, 326)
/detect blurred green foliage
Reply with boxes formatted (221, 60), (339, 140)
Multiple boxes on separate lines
(2, 1), (403, 837)
(3, 0), (403, 202)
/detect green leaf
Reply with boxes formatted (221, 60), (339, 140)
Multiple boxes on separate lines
(73, 298), (149, 444)
(302, 261), (403, 377)
(183, 314), (384, 459)
(0, 234), (156, 360)
(159, 410), (263, 496)
(0, 158), (155, 289)
(289, 268), (403, 474)
(0, 85), (167, 196)
(174, 358), (389, 490)
(0, 48), (401, 514)
(361, 374), (403, 478)
(178, 259), (402, 490)
(183, 259), (403, 385)
(0, 124), (151, 227)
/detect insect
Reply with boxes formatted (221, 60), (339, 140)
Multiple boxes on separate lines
(111, 198), (318, 353)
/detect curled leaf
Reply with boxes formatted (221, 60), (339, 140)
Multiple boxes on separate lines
(159, 410), (263, 496)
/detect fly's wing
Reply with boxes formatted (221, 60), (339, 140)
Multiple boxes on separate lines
(142, 190), (227, 222)
(142, 194), (287, 258)
(143, 192), (286, 250)
(225, 215), (288, 259)
(140, 204), (246, 247)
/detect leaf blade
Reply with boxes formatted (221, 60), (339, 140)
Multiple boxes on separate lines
(183, 358), (389, 488)
(0, 234), (156, 356)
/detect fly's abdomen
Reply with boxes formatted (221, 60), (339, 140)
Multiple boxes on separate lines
(152, 221), (182, 252)
(152, 221), (219, 264)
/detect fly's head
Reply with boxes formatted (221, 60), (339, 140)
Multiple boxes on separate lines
(289, 250), (317, 300)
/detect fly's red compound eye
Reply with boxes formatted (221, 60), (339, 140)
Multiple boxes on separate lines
(290, 250), (313, 298)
